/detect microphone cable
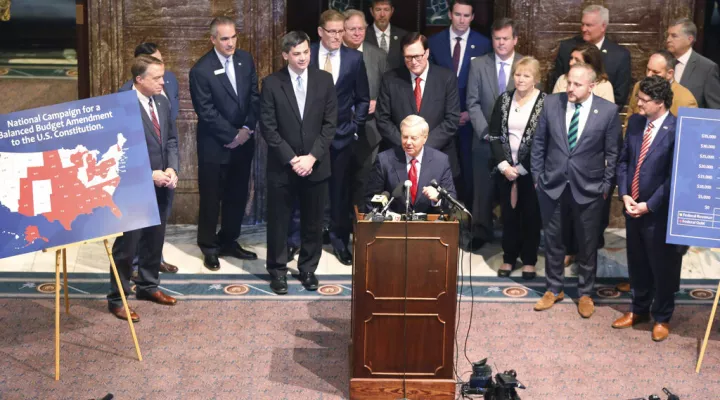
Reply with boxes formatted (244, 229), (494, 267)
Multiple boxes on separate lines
(400, 192), (410, 400)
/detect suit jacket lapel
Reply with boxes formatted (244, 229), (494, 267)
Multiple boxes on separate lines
(506, 53), (522, 91)
(644, 115), (674, 160)
(152, 95), (166, 146)
(419, 66), (438, 117)
(440, 29), (453, 67)
(559, 94), (570, 154)
(401, 68), (418, 114)
(416, 148), (432, 194)
(392, 148), (407, 195)
(681, 53), (698, 86)
(210, 53), (239, 101)
(486, 55), (499, 97)
(336, 47), (349, 87)
(574, 96), (598, 151)
(280, 69), (303, 123)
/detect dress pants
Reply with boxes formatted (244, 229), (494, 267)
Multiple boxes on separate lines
(470, 135), (496, 243)
(108, 186), (169, 309)
(563, 179), (615, 255)
(626, 212), (683, 322)
(537, 187), (604, 297)
(133, 189), (173, 268)
(196, 138), (254, 255)
(267, 174), (328, 278)
(499, 174), (541, 266)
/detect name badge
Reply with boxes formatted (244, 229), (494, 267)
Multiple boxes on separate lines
(214, 68), (225, 75)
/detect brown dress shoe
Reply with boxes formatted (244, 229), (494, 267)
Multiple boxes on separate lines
(159, 261), (179, 273)
(136, 290), (177, 306)
(615, 282), (631, 293)
(110, 306), (139, 322)
(652, 322), (670, 342)
(534, 291), (564, 311)
(578, 296), (595, 318)
(563, 255), (575, 267)
(612, 312), (649, 329)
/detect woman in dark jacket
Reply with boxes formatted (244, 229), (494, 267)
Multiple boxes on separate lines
(488, 56), (545, 280)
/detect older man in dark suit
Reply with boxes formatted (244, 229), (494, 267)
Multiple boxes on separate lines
(376, 32), (460, 182)
(550, 5), (631, 108)
(260, 31), (337, 295)
(365, 115), (456, 214)
(531, 63), (621, 318)
(365, 0), (408, 70)
(189, 17), (260, 271)
(110, 55), (179, 322)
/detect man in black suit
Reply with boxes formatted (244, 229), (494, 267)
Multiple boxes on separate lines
(109, 55), (179, 322)
(531, 63), (621, 319)
(376, 32), (461, 186)
(189, 17), (260, 271)
(365, 115), (456, 214)
(260, 31), (337, 295)
(550, 5), (631, 109)
(365, 0), (408, 70)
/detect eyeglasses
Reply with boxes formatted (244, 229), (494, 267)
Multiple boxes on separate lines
(346, 27), (366, 33)
(404, 54), (425, 62)
(321, 27), (345, 36)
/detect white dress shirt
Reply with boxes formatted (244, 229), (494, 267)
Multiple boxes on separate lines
(594, 36), (605, 51)
(288, 67), (309, 118)
(133, 84), (159, 123)
(495, 52), (514, 89)
(319, 43), (341, 84)
(410, 65), (430, 98)
(449, 28), (471, 76)
(643, 111), (670, 147)
(565, 93), (594, 142)
(674, 48), (693, 83)
(374, 24), (393, 50)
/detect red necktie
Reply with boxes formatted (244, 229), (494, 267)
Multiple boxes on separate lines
(630, 122), (654, 200)
(452, 37), (462, 74)
(148, 98), (161, 141)
(409, 158), (418, 204)
(414, 76), (422, 112)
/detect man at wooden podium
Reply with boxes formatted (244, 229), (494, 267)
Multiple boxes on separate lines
(365, 115), (456, 214)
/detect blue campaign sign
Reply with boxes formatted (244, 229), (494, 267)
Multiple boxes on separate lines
(0, 91), (160, 259)
(667, 107), (720, 248)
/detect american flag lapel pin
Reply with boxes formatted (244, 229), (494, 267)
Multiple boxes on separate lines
(593, 109), (598, 114)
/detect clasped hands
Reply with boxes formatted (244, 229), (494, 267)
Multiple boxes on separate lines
(291, 154), (316, 177)
(422, 186), (441, 202)
(622, 195), (649, 218)
(502, 165), (520, 181)
(152, 168), (178, 189)
(224, 127), (252, 149)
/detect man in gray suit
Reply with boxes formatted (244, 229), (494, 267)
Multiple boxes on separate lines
(466, 18), (522, 250)
(343, 9), (389, 206)
(666, 18), (720, 109)
(531, 63), (620, 319)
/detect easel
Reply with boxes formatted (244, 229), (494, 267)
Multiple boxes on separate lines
(43, 233), (142, 380)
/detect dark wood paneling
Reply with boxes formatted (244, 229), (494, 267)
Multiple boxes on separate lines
(87, 0), (285, 224)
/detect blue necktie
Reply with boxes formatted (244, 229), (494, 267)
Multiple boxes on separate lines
(225, 57), (237, 95)
(568, 103), (581, 150)
(295, 75), (306, 120)
(498, 62), (507, 93)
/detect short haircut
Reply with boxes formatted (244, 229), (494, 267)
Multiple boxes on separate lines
(210, 16), (235, 37)
(571, 43), (608, 82)
(451, 0), (474, 13)
(638, 75), (674, 109)
(491, 17), (516, 37)
(134, 42), (159, 58)
(401, 32), (428, 52)
(343, 9), (367, 26)
(131, 55), (163, 83)
(319, 9), (345, 27)
(569, 62), (597, 84)
(511, 56), (541, 82)
(670, 17), (697, 42)
(650, 49), (677, 70)
(281, 31), (310, 54)
(400, 115), (429, 137)
(370, 0), (393, 7)
(583, 4), (609, 25)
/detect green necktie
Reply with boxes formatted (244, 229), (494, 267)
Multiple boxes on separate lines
(568, 103), (581, 150)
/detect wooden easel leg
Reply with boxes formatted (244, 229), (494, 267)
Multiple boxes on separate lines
(103, 239), (142, 361)
(62, 248), (69, 314)
(696, 279), (720, 373)
(54, 250), (61, 381)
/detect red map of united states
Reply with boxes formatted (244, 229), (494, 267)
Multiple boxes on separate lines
(0, 134), (126, 230)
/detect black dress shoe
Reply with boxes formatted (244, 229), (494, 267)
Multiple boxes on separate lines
(220, 243), (258, 260)
(522, 271), (537, 280)
(497, 268), (511, 277)
(270, 275), (288, 295)
(287, 246), (300, 263)
(322, 227), (331, 245)
(203, 253), (220, 271)
(299, 272), (319, 291)
(469, 238), (486, 252)
(333, 247), (352, 266)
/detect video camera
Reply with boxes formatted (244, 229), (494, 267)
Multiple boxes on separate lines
(628, 388), (680, 400)
(461, 358), (525, 400)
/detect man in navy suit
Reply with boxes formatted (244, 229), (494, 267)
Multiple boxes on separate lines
(120, 42), (180, 274)
(428, 0), (490, 208)
(612, 76), (685, 342)
(531, 63), (621, 318)
(189, 17), (260, 271)
(365, 115), (455, 214)
(109, 55), (179, 322)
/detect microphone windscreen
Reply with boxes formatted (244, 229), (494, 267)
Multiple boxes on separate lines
(392, 182), (405, 198)
(381, 191), (390, 199)
(429, 179), (439, 188)
(404, 179), (412, 188)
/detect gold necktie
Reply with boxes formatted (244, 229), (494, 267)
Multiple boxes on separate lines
(324, 54), (333, 73)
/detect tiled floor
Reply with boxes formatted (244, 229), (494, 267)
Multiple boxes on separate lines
(1, 225), (719, 279)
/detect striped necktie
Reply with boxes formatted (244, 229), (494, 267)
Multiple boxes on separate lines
(567, 103), (581, 150)
(631, 122), (655, 200)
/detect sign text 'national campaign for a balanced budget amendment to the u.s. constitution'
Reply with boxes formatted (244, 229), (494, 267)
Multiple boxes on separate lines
(0, 91), (160, 259)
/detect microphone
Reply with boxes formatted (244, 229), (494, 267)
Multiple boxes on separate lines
(369, 191), (390, 212)
(663, 388), (680, 400)
(429, 179), (471, 216)
(404, 180), (413, 217)
(379, 183), (404, 215)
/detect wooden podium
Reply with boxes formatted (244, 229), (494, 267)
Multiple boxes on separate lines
(350, 214), (459, 400)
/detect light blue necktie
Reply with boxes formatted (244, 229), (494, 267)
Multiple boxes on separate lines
(295, 75), (306, 120)
(568, 103), (581, 150)
(225, 57), (237, 95)
(498, 62), (507, 93)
